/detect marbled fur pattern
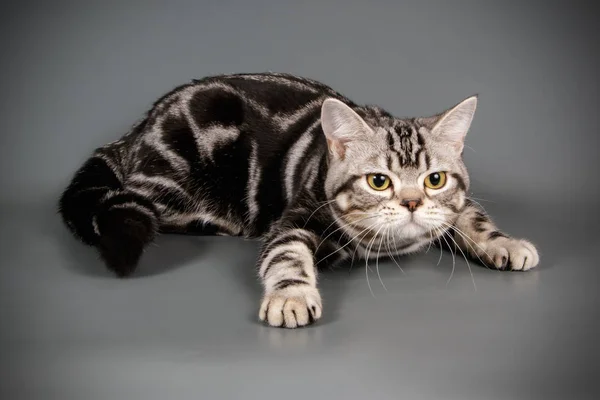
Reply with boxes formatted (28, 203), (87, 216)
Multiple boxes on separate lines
(58, 72), (539, 328)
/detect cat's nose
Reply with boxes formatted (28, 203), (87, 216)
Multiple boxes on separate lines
(400, 198), (423, 212)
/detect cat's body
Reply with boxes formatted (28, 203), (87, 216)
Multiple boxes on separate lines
(59, 72), (539, 328)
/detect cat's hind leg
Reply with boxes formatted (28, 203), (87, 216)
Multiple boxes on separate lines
(59, 145), (160, 277)
(92, 190), (160, 277)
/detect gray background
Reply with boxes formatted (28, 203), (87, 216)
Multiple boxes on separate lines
(1, 1), (598, 399)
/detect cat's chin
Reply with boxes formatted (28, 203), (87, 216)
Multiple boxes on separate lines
(396, 221), (428, 239)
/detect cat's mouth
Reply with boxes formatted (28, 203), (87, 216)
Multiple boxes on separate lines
(341, 211), (428, 236)
(407, 217), (422, 227)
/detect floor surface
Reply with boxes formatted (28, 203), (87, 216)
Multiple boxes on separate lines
(1, 202), (598, 400)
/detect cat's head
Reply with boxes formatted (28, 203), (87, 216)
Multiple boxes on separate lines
(321, 95), (477, 242)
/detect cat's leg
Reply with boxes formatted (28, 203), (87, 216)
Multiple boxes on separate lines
(451, 200), (539, 271)
(257, 227), (324, 328)
(59, 145), (161, 277)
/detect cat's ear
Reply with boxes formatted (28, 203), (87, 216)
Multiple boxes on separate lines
(430, 95), (478, 153)
(321, 98), (372, 159)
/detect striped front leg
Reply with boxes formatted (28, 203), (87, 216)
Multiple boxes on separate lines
(258, 228), (322, 328)
(453, 201), (540, 271)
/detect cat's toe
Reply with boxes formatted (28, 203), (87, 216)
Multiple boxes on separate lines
(259, 286), (322, 328)
(486, 246), (509, 270)
(507, 239), (539, 271)
(485, 238), (539, 271)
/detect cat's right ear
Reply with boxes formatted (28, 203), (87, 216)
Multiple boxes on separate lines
(321, 98), (372, 159)
(430, 95), (478, 154)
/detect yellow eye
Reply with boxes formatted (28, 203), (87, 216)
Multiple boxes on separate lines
(367, 174), (391, 191)
(424, 172), (447, 189)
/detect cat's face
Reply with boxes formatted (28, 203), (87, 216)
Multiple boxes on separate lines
(321, 96), (477, 243)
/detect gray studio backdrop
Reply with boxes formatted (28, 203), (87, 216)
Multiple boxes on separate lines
(1, 1), (599, 225)
(1, 1), (598, 400)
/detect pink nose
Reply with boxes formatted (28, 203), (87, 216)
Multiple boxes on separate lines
(400, 198), (422, 212)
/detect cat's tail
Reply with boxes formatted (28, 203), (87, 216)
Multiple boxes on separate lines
(58, 138), (159, 277)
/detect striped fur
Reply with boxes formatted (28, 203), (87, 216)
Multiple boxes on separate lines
(59, 72), (539, 328)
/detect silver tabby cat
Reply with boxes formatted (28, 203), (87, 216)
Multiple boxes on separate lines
(59, 72), (539, 328)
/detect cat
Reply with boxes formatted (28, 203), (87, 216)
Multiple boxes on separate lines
(58, 72), (539, 328)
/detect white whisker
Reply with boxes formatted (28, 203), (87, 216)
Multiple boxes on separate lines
(376, 226), (388, 292)
(302, 199), (336, 228)
(315, 216), (379, 265)
(468, 195), (496, 203)
(441, 225), (477, 291)
(313, 213), (379, 256)
(364, 223), (387, 298)
(439, 229), (457, 286)
(436, 229), (444, 266)
(425, 228), (435, 254)
(348, 219), (382, 273)
(385, 226), (406, 275)
(440, 222), (495, 271)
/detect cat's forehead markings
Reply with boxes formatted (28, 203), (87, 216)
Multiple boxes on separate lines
(360, 154), (390, 174)
(382, 124), (424, 170)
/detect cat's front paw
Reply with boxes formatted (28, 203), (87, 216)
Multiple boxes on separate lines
(482, 237), (539, 271)
(259, 286), (322, 328)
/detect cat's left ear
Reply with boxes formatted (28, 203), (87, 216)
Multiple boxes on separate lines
(321, 98), (373, 159)
(430, 95), (478, 153)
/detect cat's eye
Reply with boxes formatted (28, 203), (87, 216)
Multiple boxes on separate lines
(367, 174), (391, 191)
(424, 172), (447, 189)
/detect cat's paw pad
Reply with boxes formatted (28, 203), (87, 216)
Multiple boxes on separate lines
(483, 237), (539, 271)
(259, 286), (322, 328)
